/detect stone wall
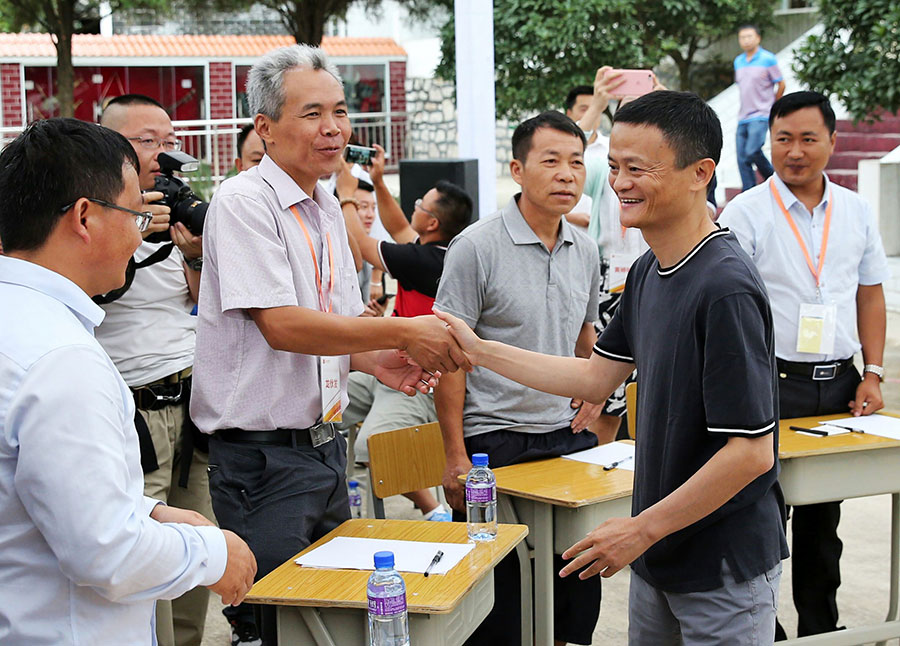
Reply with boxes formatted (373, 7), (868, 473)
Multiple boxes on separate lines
(405, 76), (515, 176)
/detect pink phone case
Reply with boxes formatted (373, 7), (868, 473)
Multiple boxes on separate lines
(609, 70), (654, 97)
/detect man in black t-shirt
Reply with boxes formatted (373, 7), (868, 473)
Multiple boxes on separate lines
(337, 148), (473, 520)
(435, 92), (788, 644)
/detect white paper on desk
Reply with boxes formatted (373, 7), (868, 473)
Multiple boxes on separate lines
(561, 441), (635, 470)
(819, 414), (900, 440)
(294, 537), (474, 576)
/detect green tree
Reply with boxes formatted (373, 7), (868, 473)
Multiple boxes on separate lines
(251, 0), (380, 45)
(0, 0), (166, 117)
(793, 0), (900, 121)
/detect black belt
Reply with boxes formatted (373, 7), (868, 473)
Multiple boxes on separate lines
(132, 368), (192, 411)
(216, 424), (335, 447)
(777, 357), (855, 381)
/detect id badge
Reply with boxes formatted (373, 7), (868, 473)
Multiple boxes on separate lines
(320, 356), (343, 423)
(796, 303), (837, 355)
(608, 252), (640, 293)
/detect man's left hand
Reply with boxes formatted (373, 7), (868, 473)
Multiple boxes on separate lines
(570, 399), (604, 432)
(850, 374), (884, 416)
(560, 516), (653, 580)
(150, 503), (216, 527)
(374, 349), (440, 396)
(171, 222), (202, 261)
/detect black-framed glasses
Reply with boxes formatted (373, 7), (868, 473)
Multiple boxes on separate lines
(60, 198), (153, 232)
(126, 136), (183, 152)
(414, 198), (440, 220)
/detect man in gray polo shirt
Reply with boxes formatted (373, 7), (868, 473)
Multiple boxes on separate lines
(434, 110), (603, 646)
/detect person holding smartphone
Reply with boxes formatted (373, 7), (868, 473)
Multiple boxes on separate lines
(337, 145), (473, 521)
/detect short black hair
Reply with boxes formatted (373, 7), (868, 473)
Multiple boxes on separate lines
(738, 24), (760, 36)
(103, 93), (165, 113)
(769, 90), (836, 134)
(565, 85), (594, 112)
(0, 118), (140, 252)
(356, 179), (374, 193)
(512, 111), (586, 162)
(432, 180), (473, 240)
(613, 91), (722, 167)
(237, 123), (256, 158)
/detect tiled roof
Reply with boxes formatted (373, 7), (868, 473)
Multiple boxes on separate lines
(0, 33), (406, 59)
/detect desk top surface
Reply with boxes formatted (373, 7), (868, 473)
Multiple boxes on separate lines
(245, 519), (528, 613)
(778, 412), (900, 459)
(486, 412), (900, 507)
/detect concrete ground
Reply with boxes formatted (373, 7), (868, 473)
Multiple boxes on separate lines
(200, 194), (900, 645)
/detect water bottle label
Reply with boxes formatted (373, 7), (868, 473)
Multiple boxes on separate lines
(368, 592), (407, 616)
(466, 484), (495, 503)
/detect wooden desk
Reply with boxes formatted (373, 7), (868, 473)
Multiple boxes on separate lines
(778, 413), (900, 646)
(246, 518), (528, 646)
(489, 453), (634, 646)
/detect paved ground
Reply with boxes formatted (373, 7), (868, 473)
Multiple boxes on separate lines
(200, 188), (900, 644)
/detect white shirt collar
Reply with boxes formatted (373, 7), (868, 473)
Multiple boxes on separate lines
(771, 172), (833, 213)
(0, 255), (104, 331)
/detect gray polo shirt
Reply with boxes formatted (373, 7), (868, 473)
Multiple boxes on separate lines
(434, 195), (601, 438)
(191, 155), (364, 433)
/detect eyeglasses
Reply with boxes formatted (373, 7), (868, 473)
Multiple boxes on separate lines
(60, 198), (154, 232)
(127, 136), (183, 152)
(414, 198), (440, 220)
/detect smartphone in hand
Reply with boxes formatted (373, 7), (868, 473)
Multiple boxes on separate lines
(609, 70), (654, 97)
(344, 144), (377, 166)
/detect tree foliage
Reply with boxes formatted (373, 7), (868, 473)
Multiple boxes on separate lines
(793, 0), (900, 121)
(250, 0), (381, 45)
(433, 0), (775, 120)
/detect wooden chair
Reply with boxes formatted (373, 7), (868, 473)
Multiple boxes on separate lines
(366, 422), (446, 519)
(625, 382), (637, 440)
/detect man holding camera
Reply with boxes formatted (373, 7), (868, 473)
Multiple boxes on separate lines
(97, 94), (212, 646)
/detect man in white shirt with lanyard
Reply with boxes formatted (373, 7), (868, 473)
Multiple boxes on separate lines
(192, 44), (465, 646)
(720, 90), (890, 639)
(0, 117), (256, 646)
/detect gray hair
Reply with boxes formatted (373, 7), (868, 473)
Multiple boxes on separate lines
(247, 44), (343, 120)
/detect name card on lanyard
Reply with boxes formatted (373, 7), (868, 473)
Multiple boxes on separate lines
(769, 181), (837, 355)
(290, 204), (342, 423)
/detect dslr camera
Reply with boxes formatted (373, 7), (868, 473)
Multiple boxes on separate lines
(146, 151), (209, 243)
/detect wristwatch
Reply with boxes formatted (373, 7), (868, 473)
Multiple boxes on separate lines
(863, 364), (885, 381)
(186, 256), (203, 272)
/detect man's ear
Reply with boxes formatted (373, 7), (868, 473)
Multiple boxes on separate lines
(693, 158), (716, 193)
(254, 114), (273, 148)
(510, 158), (524, 187)
(64, 197), (94, 244)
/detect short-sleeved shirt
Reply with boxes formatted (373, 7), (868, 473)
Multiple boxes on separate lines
(595, 228), (788, 592)
(434, 195), (601, 438)
(719, 173), (890, 362)
(734, 47), (783, 123)
(191, 154), (364, 433)
(378, 239), (447, 318)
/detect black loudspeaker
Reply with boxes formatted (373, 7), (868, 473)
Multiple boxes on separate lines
(399, 158), (479, 224)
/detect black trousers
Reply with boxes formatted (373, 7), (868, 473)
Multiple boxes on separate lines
(776, 364), (860, 639)
(454, 427), (602, 646)
(208, 432), (350, 646)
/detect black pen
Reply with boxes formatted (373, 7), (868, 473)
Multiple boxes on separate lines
(790, 425), (828, 436)
(821, 423), (864, 434)
(424, 550), (443, 577)
(603, 455), (633, 471)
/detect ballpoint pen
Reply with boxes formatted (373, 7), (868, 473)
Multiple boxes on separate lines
(603, 455), (633, 471)
(424, 550), (443, 577)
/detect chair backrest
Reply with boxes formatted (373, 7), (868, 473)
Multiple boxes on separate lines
(367, 422), (446, 500)
(625, 382), (637, 440)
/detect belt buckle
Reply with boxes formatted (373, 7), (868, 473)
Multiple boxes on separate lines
(308, 422), (335, 448)
(812, 363), (838, 381)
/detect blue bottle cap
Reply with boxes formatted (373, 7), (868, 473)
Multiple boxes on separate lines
(374, 551), (394, 569)
(472, 453), (489, 467)
(349, 479), (359, 489)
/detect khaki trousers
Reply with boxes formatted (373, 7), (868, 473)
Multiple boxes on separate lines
(141, 402), (214, 646)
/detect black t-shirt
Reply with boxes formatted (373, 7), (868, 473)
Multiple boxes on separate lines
(595, 228), (788, 593)
(379, 240), (447, 318)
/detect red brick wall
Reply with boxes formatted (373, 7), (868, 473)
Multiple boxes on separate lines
(1, 63), (24, 128)
(208, 61), (234, 176)
(388, 61), (407, 162)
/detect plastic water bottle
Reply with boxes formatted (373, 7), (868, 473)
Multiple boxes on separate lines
(348, 479), (362, 518)
(367, 551), (410, 646)
(466, 453), (497, 541)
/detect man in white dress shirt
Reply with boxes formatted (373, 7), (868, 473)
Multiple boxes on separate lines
(720, 90), (890, 639)
(0, 118), (256, 646)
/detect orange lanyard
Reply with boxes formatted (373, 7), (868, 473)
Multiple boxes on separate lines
(290, 205), (334, 313)
(770, 180), (832, 289)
